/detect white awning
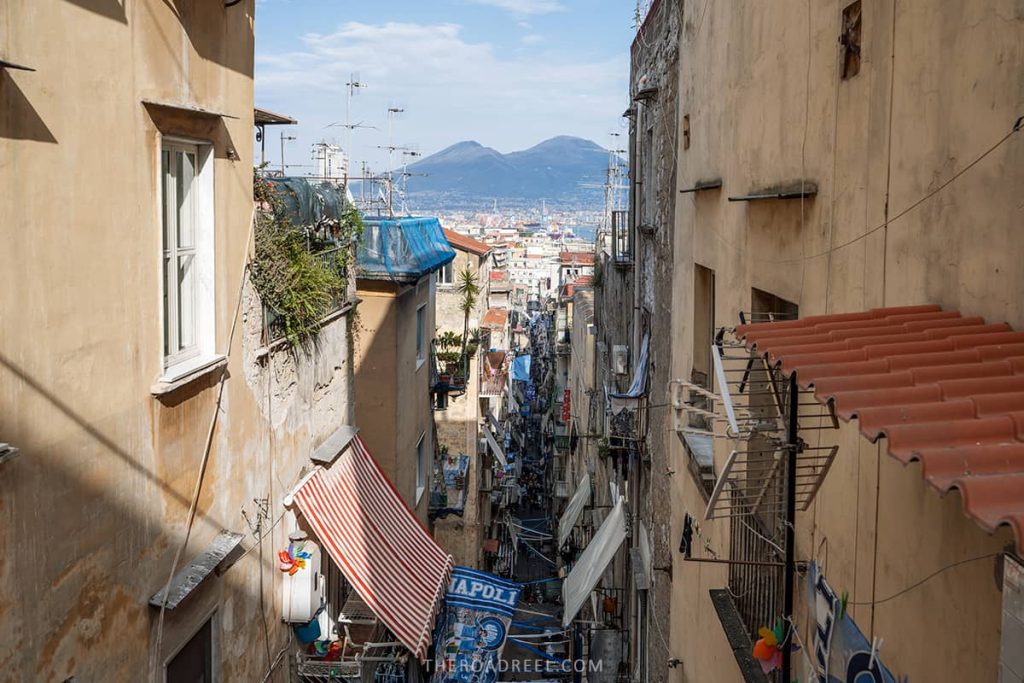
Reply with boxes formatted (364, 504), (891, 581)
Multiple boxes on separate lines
(562, 495), (628, 627)
(486, 409), (505, 441)
(557, 473), (591, 549)
(484, 424), (507, 468)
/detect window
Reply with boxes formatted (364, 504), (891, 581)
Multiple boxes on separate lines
(751, 287), (799, 323)
(161, 139), (215, 378)
(840, 0), (862, 79)
(692, 265), (716, 389)
(166, 616), (213, 683)
(436, 261), (454, 285)
(415, 304), (426, 366)
(415, 433), (427, 503)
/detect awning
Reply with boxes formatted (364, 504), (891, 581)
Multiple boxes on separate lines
(562, 495), (628, 627)
(484, 424), (508, 468)
(486, 409), (506, 441)
(558, 473), (591, 549)
(289, 436), (453, 660)
(738, 304), (1024, 550)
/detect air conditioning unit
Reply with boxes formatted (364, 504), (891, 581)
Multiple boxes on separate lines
(281, 533), (323, 623)
(612, 345), (629, 375)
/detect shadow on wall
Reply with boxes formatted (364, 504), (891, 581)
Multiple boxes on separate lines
(61, 0), (127, 23)
(0, 351), (275, 680)
(0, 70), (57, 143)
(59, 0), (254, 75)
(0, 351), (230, 526)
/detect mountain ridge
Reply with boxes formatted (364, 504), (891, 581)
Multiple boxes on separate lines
(392, 135), (617, 208)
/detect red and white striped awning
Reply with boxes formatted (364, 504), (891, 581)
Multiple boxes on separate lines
(291, 436), (453, 660)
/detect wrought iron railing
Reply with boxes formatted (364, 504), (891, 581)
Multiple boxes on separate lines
(727, 515), (785, 644)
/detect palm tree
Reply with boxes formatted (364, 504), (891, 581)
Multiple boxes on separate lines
(456, 265), (480, 367)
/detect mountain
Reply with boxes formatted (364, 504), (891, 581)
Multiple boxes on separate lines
(389, 136), (618, 209)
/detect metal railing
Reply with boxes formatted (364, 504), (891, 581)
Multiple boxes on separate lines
(727, 515), (785, 644)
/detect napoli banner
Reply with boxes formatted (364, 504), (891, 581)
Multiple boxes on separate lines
(432, 567), (523, 683)
(805, 561), (897, 682)
(511, 354), (532, 382)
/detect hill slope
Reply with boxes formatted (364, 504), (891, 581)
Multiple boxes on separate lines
(396, 136), (616, 208)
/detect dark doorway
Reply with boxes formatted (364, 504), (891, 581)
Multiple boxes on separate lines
(166, 617), (214, 683)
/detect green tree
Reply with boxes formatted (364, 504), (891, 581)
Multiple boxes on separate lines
(456, 265), (481, 366)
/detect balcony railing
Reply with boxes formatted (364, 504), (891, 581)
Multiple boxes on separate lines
(261, 245), (351, 346)
(611, 210), (632, 267)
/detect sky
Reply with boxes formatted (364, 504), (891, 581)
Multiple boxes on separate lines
(253, 0), (635, 175)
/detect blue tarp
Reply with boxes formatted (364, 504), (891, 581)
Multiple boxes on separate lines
(511, 355), (532, 382)
(357, 216), (455, 283)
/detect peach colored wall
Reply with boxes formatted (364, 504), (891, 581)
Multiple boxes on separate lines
(658, 0), (1023, 681)
(0, 1), (358, 681)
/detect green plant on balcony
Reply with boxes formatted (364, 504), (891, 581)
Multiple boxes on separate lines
(466, 327), (481, 357)
(250, 172), (363, 347)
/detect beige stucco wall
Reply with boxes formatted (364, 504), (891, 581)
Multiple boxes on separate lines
(433, 247), (491, 568)
(354, 277), (435, 522)
(658, 0), (1024, 681)
(0, 1), (358, 681)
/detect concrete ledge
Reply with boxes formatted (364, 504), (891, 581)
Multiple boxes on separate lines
(150, 355), (228, 396)
(709, 589), (770, 683)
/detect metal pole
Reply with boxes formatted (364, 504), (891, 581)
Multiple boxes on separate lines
(781, 371), (799, 683)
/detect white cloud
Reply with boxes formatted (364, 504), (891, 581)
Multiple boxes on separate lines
(521, 34), (544, 44)
(468, 0), (565, 15)
(255, 21), (627, 169)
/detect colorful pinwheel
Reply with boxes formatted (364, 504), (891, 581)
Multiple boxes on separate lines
(278, 541), (312, 575)
(752, 618), (797, 675)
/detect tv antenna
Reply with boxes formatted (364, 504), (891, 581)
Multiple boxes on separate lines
(279, 132), (297, 175)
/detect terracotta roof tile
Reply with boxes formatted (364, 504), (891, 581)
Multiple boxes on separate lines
(443, 229), (491, 257)
(739, 305), (1024, 549)
(480, 308), (508, 328)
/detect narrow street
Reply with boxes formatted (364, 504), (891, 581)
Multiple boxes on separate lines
(4, 2), (1023, 682)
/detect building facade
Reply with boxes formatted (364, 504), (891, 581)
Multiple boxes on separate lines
(432, 230), (493, 568)
(0, 2), (365, 680)
(578, 1), (1024, 682)
(353, 217), (454, 522)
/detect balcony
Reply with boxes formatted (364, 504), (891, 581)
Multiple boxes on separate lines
(610, 210), (632, 268)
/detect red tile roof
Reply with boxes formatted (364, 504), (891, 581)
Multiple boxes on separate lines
(489, 271), (509, 282)
(480, 308), (509, 329)
(443, 229), (491, 257)
(560, 251), (595, 266)
(738, 304), (1024, 549)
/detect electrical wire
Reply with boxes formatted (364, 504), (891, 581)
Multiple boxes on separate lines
(154, 207), (257, 664)
(756, 115), (1023, 266)
(846, 552), (1001, 607)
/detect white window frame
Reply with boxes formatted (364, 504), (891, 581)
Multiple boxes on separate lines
(415, 432), (427, 504)
(436, 260), (454, 285)
(159, 137), (216, 381)
(415, 303), (426, 368)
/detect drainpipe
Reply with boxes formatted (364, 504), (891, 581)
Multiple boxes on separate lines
(781, 372), (800, 683)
